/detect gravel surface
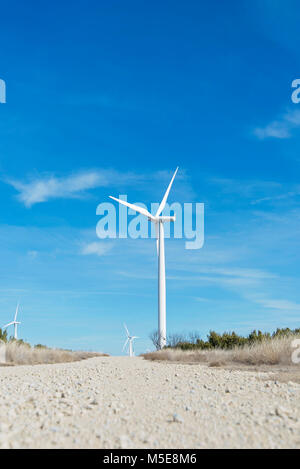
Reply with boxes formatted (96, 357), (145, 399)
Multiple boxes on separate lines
(0, 356), (300, 448)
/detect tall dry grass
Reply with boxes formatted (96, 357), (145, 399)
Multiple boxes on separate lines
(1, 342), (107, 366)
(143, 335), (300, 367)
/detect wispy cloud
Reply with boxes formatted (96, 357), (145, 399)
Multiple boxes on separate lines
(80, 241), (113, 257)
(200, 266), (277, 280)
(254, 109), (300, 140)
(7, 170), (109, 207)
(5, 168), (147, 207)
(27, 250), (38, 259)
(255, 298), (300, 313)
(210, 177), (280, 197)
(117, 263), (276, 288)
(168, 274), (260, 288)
(254, 123), (290, 139)
(211, 176), (300, 207)
(6, 167), (192, 207)
(251, 189), (300, 205)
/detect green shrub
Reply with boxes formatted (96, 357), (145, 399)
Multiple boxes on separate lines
(166, 327), (300, 351)
(0, 328), (8, 343)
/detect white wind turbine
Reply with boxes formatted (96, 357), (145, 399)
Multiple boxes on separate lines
(110, 167), (178, 349)
(3, 303), (21, 340)
(123, 324), (139, 357)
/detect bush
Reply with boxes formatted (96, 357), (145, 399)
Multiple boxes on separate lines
(0, 328), (8, 343)
(164, 327), (300, 351)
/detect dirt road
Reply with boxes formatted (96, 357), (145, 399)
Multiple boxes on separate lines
(0, 356), (299, 448)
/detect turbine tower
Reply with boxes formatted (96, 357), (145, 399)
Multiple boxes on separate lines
(110, 167), (178, 349)
(123, 324), (139, 357)
(3, 303), (21, 340)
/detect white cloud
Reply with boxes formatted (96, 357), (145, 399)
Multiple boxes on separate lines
(27, 250), (38, 259)
(210, 177), (281, 197)
(199, 266), (276, 280)
(117, 263), (275, 288)
(254, 109), (300, 140)
(285, 110), (300, 126)
(254, 123), (290, 139)
(255, 298), (300, 312)
(251, 190), (299, 205)
(80, 241), (113, 257)
(7, 168), (147, 207)
(6, 167), (192, 207)
(194, 297), (211, 302)
(211, 176), (300, 206)
(8, 170), (109, 207)
(167, 274), (261, 288)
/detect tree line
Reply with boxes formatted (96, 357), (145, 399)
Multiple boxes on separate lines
(150, 327), (300, 350)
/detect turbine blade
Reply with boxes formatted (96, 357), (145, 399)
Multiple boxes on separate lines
(123, 323), (130, 337)
(109, 196), (154, 219)
(155, 167), (178, 217)
(122, 338), (129, 351)
(14, 303), (19, 322)
(3, 322), (13, 328)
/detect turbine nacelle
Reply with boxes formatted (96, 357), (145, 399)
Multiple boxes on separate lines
(155, 216), (176, 223)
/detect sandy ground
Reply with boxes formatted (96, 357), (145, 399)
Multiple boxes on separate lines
(0, 356), (300, 449)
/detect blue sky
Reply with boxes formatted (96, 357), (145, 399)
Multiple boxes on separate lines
(1, 0), (300, 354)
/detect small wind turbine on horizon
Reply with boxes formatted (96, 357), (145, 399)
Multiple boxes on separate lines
(3, 303), (21, 340)
(110, 167), (179, 350)
(122, 324), (139, 357)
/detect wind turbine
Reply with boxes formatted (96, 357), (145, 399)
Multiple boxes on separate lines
(110, 167), (178, 349)
(3, 303), (21, 340)
(122, 324), (139, 357)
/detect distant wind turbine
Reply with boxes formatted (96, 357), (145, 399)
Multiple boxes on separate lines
(122, 324), (139, 357)
(110, 167), (178, 349)
(3, 303), (21, 340)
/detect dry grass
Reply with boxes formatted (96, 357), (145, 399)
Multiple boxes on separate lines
(143, 335), (300, 367)
(1, 342), (107, 366)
